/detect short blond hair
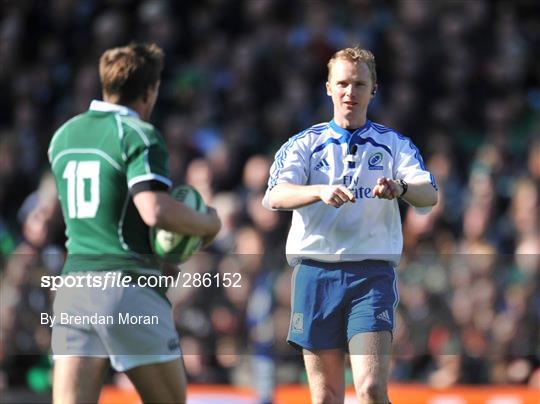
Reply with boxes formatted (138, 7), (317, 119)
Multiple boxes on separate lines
(327, 47), (377, 86)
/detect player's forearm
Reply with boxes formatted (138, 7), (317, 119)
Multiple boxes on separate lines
(156, 196), (218, 236)
(267, 183), (323, 210)
(134, 191), (219, 236)
(401, 180), (438, 207)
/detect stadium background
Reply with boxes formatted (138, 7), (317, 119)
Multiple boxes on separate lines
(0, 0), (538, 402)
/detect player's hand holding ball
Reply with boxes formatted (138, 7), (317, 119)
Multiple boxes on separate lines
(201, 206), (221, 248)
(152, 185), (220, 263)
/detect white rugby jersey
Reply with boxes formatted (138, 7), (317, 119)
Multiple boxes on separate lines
(263, 119), (437, 266)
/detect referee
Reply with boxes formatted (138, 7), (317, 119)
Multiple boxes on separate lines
(264, 47), (437, 403)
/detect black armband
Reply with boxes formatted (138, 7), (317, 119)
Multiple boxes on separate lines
(130, 180), (169, 196)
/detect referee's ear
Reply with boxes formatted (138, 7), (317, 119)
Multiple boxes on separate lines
(371, 84), (378, 96)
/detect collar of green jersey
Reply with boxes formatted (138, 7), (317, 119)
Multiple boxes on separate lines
(89, 100), (139, 118)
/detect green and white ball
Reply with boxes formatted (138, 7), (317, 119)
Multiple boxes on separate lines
(151, 185), (207, 263)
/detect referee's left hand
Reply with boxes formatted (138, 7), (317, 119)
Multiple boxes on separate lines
(373, 177), (403, 200)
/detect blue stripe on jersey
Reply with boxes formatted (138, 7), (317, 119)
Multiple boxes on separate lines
(311, 136), (348, 156)
(353, 137), (393, 157)
(311, 120), (392, 157)
(310, 135), (393, 158)
(371, 123), (438, 190)
(268, 123), (327, 188)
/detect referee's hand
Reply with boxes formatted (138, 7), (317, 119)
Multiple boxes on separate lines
(319, 185), (356, 208)
(373, 177), (403, 200)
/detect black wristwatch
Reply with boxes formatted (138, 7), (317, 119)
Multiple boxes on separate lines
(397, 179), (408, 198)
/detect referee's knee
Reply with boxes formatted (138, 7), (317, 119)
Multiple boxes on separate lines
(310, 383), (344, 404)
(356, 378), (389, 403)
(312, 391), (342, 404)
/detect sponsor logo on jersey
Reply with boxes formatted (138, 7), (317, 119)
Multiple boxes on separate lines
(376, 310), (392, 325)
(314, 158), (330, 171)
(368, 152), (384, 170)
(291, 312), (304, 333)
(342, 176), (375, 199)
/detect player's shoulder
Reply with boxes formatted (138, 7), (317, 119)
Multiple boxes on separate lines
(119, 115), (162, 145)
(120, 115), (157, 134)
(48, 112), (89, 157)
(52, 112), (88, 137)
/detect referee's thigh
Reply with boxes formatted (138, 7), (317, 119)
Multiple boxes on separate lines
(303, 348), (345, 404)
(349, 331), (392, 403)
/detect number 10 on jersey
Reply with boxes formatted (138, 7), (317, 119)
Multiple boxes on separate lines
(63, 160), (100, 218)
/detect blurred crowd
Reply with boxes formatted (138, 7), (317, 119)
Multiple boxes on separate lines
(1, 0), (539, 397)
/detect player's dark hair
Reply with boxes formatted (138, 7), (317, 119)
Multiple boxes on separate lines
(99, 42), (164, 104)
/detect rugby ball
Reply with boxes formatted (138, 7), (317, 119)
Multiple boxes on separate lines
(151, 185), (207, 263)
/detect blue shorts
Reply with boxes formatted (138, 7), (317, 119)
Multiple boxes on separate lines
(288, 259), (398, 351)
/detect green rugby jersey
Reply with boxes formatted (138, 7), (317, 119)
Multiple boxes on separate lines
(48, 101), (172, 273)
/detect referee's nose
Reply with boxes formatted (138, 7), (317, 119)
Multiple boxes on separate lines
(344, 84), (357, 100)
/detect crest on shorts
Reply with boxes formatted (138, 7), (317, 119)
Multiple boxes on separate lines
(291, 312), (304, 333)
(168, 338), (180, 351)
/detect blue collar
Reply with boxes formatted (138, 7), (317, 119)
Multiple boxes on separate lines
(329, 119), (371, 138)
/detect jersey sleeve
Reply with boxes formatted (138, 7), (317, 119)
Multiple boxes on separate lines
(393, 136), (437, 190)
(262, 134), (310, 210)
(266, 134), (310, 190)
(393, 135), (437, 214)
(121, 120), (172, 194)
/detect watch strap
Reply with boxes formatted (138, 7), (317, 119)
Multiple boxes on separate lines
(397, 179), (408, 197)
